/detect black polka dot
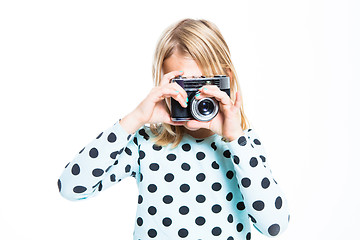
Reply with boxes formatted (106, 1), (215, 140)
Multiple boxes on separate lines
(227, 214), (233, 223)
(179, 206), (189, 215)
(98, 181), (103, 191)
(253, 139), (261, 145)
(79, 147), (85, 154)
(166, 153), (176, 161)
(182, 143), (191, 151)
(196, 173), (206, 182)
(195, 216), (206, 226)
(196, 194), (206, 203)
(181, 163), (191, 171)
(236, 223), (244, 232)
(212, 227), (222, 236)
(137, 217), (143, 226)
(275, 196), (283, 209)
(119, 147), (124, 154)
(125, 164), (131, 173)
(211, 142), (217, 151)
(211, 161), (220, 169)
(96, 132), (103, 139)
(253, 200), (265, 211)
(133, 136), (138, 145)
(226, 171), (234, 179)
(178, 228), (188, 238)
(139, 128), (149, 140)
(212, 182), (222, 191)
(127, 134), (132, 141)
(148, 228), (157, 238)
(237, 201), (245, 210)
(223, 150), (231, 158)
(148, 206), (157, 215)
(89, 148), (98, 158)
(163, 217), (172, 227)
(248, 214), (257, 223)
(238, 136), (247, 146)
(241, 177), (251, 188)
(233, 155), (240, 164)
(110, 151), (119, 159)
(152, 144), (162, 151)
(139, 150), (145, 159)
(212, 204), (222, 213)
(268, 224), (280, 236)
(138, 195), (143, 204)
(246, 232), (251, 240)
(110, 174), (116, 182)
(196, 152), (205, 160)
(149, 163), (159, 171)
(57, 179), (61, 192)
(71, 164), (80, 175)
(226, 192), (233, 201)
(180, 184), (190, 193)
(164, 173), (174, 182)
(107, 132), (117, 143)
(249, 157), (258, 167)
(125, 147), (132, 156)
(73, 186), (86, 193)
(260, 155), (266, 162)
(261, 177), (270, 189)
(148, 184), (157, 193)
(92, 168), (104, 177)
(163, 195), (173, 204)
(105, 165), (111, 173)
(140, 173), (143, 182)
(228, 237), (234, 240)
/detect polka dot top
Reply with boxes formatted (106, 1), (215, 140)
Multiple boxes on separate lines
(58, 119), (290, 239)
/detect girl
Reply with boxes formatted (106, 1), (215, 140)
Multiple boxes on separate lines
(58, 18), (290, 239)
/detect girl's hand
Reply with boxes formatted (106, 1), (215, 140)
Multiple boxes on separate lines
(133, 70), (188, 126)
(185, 85), (245, 141)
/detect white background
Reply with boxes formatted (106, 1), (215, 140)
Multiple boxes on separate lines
(0, 0), (358, 239)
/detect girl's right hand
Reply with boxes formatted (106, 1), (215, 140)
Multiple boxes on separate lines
(133, 70), (188, 126)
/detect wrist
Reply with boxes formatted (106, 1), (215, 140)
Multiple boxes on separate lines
(223, 129), (245, 142)
(119, 111), (144, 134)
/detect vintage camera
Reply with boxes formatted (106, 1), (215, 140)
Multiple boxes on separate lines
(170, 75), (230, 122)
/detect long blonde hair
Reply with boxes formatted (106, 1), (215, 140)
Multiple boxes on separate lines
(150, 18), (250, 148)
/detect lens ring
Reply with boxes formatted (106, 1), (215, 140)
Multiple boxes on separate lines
(191, 97), (219, 121)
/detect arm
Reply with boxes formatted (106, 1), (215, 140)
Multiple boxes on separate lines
(224, 128), (290, 237)
(57, 116), (142, 201)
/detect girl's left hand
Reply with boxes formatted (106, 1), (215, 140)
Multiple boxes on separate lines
(184, 85), (245, 141)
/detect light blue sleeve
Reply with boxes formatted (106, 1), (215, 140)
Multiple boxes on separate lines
(57, 119), (140, 201)
(224, 128), (290, 237)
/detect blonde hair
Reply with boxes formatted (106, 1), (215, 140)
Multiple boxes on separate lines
(149, 18), (250, 148)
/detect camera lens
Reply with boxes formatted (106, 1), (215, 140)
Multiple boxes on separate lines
(190, 96), (219, 122)
(198, 99), (214, 115)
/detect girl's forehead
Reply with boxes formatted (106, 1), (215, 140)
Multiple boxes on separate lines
(162, 54), (203, 77)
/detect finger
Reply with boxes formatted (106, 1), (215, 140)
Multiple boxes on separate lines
(170, 120), (186, 126)
(161, 70), (184, 86)
(169, 82), (188, 103)
(157, 87), (188, 108)
(185, 119), (211, 130)
(163, 117), (186, 126)
(234, 91), (242, 110)
(196, 85), (232, 107)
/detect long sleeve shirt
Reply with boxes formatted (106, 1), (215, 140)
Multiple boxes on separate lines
(58, 119), (290, 239)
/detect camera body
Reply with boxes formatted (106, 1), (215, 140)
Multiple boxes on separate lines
(170, 75), (230, 122)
